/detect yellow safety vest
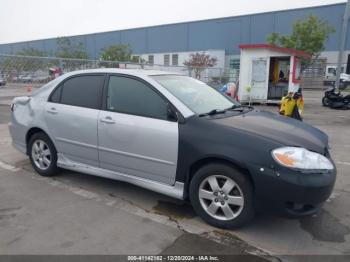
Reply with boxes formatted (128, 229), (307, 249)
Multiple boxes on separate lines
(280, 96), (304, 118)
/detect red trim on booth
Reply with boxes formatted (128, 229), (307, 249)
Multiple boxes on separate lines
(239, 44), (311, 59)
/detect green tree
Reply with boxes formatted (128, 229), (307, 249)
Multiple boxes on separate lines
(56, 37), (89, 59)
(17, 48), (50, 72)
(55, 37), (89, 70)
(267, 14), (335, 61)
(99, 45), (139, 67)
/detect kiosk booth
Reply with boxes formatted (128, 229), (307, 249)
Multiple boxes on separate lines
(238, 44), (311, 103)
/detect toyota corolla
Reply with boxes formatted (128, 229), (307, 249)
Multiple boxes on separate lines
(9, 69), (336, 228)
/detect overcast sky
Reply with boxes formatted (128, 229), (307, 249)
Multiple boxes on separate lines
(0, 0), (346, 44)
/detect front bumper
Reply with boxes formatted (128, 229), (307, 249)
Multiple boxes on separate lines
(247, 162), (336, 216)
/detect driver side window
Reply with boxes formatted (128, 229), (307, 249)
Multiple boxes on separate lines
(107, 76), (169, 120)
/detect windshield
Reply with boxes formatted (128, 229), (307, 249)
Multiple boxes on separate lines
(151, 75), (238, 115)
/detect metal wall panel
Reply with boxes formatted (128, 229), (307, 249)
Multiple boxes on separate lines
(147, 23), (187, 53)
(94, 31), (121, 55)
(0, 44), (13, 54)
(43, 39), (58, 55)
(274, 4), (343, 50)
(85, 34), (97, 58)
(0, 3), (347, 57)
(188, 18), (241, 54)
(250, 13), (275, 44)
(239, 16), (252, 46)
(12, 42), (29, 53)
(26, 40), (46, 52)
(121, 28), (148, 54)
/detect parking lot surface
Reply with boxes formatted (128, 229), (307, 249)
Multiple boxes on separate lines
(0, 85), (349, 260)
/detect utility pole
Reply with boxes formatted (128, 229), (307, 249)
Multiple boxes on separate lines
(335, 0), (350, 89)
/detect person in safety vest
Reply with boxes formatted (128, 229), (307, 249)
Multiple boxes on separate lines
(279, 89), (304, 121)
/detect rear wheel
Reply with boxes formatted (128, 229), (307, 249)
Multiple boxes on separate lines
(28, 132), (59, 176)
(189, 163), (254, 229)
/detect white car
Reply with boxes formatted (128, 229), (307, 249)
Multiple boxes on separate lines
(324, 65), (350, 89)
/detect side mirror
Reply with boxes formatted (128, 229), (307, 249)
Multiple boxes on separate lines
(167, 105), (178, 122)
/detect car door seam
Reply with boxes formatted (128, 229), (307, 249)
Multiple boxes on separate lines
(98, 146), (175, 166)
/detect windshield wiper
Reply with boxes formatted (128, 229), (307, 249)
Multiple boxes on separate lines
(225, 104), (254, 112)
(198, 109), (227, 117)
(225, 105), (244, 112)
(199, 104), (253, 117)
(241, 105), (254, 109)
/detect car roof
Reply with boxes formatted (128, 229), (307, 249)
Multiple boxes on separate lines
(62, 68), (185, 78)
(31, 67), (195, 118)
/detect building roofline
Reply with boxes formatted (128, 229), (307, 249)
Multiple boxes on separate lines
(239, 44), (312, 59)
(0, 2), (345, 46)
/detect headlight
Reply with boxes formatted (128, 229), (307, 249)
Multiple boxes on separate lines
(272, 147), (334, 170)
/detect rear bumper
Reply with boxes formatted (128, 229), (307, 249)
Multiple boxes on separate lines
(8, 121), (27, 154)
(248, 163), (336, 216)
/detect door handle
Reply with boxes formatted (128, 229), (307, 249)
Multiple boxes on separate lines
(47, 107), (58, 114)
(100, 116), (116, 124)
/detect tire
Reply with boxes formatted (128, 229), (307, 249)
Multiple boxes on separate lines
(322, 96), (330, 107)
(28, 132), (59, 176)
(189, 163), (254, 229)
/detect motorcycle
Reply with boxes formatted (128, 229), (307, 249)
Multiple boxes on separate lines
(322, 87), (350, 109)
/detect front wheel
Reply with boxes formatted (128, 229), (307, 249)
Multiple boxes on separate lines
(189, 163), (254, 229)
(322, 96), (330, 107)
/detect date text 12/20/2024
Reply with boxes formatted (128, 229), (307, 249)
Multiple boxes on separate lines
(127, 255), (220, 261)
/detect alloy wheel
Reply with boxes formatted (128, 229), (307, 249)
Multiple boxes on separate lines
(198, 175), (244, 221)
(31, 139), (51, 170)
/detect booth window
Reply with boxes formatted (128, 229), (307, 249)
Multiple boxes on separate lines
(172, 54), (178, 66)
(164, 54), (170, 66)
(229, 59), (240, 69)
(148, 55), (154, 65)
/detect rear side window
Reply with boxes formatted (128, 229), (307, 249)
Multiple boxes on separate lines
(107, 76), (168, 120)
(50, 85), (62, 103)
(57, 75), (104, 109)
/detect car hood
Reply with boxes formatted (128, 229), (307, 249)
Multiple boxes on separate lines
(212, 109), (328, 154)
